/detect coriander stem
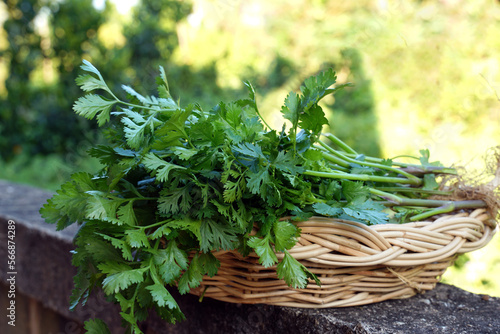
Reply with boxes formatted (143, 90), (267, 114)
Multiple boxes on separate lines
(303, 170), (422, 185)
(319, 149), (350, 168)
(325, 162), (350, 173)
(376, 187), (453, 196)
(341, 152), (457, 175)
(321, 133), (357, 155)
(256, 108), (272, 131)
(370, 188), (486, 210)
(318, 141), (422, 182)
(142, 219), (171, 229)
(409, 205), (456, 221)
(118, 100), (175, 112)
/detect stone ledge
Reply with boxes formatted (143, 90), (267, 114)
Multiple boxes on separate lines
(1, 180), (499, 333)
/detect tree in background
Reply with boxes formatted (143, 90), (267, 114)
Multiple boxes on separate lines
(124, 0), (230, 109)
(327, 48), (380, 157)
(0, 0), (231, 162)
(0, 0), (107, 160)
(1, 0), (43, 160)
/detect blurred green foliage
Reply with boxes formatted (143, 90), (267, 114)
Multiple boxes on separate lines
(0, 0), (499, 296)
(1, 0), (101, 159)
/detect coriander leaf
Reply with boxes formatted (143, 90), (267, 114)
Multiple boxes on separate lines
(277, 251), (320, 289)
(246, 168), (270, 195)
(300, 68), (338, 110)
(172, 146), (198, 160)
(198, 252), (220, 277)
(273, 150), (304, 175)
(419, 148), (442, 167)
(221, 102), (245, 129)
(150, 224), (172, 240)
(125, 228), (150, 248)
(342, 180), (369, 203)
(40, 172), (97, 230)
(119, 312), (143, 334)
(280, 92), (300, 131)
(261, 181), (282, 206)
(85, 195), (121, 221)
(341, 207), (388, 225)
(76, 74), (110, 93)
(80, 59), (106, 81)
(243, 80), (259, 113)
(98, 234), (133, 261)
(98, 263), (146, 294)
(117, 200), (137, 226)
(156, 66), (171, 98)
(273, 220), (299, 251)
(73, 94), (116, 126)
(69, 268), (91, 311)
(178, 255), (203, 294)
(142, 153), (185, 182)
(84, 319), (111, 334)
(318, 180), (342, 201)
(355, 198), (387, 211)
(247, 234), (278, 267)
(211, 199), (231, 218)
(280, 92), (300, 150)
(222, 175), (245, 203)
(83, 238), (123, 263)
(167, 218), (202, 243)
(342, 200), (389, 225)
(135, 281), (153, 308)
(88, 145), (117, 165)
(154, 305), (186, 325)
(233, 142), (265, 159)
(158, 186), (192, 215)
(229, 199), (251, 230)
(298, 103), (328, 138)
(122, 85), (149, 105)
(121, 111), (155, 149)
(312, 202), (343, 217)
(153, 241), (188, 283)
(199, 219), (238, 252)
(146, 284), (179, 309)
(153, 107), (192, 147)
(423, 173), (439, 190)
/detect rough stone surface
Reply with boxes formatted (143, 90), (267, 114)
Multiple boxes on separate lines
(1, 180), (499, 333)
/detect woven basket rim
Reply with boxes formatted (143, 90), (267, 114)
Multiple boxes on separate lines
(189, 208), (497, 308)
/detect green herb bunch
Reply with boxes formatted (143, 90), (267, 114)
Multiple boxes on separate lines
(40, 61), (486, 333)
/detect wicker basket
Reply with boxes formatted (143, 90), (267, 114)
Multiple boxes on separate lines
(189, 208), (497, 307)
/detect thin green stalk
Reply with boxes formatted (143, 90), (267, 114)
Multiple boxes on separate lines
(369, 188), (406, 203)
(124, 282), (143, 334)
(303, 170), (422, 185)
(409, 205), (456, 222)
(376, 187), (453, 196)
(321, 133), (357, 155)
(410, 201), (486, 221)
(324, 162), (350, 173)
(119, 100), (175, 112)
(408, 200), (486, 221)
(320, 149), (350, 168)
(370, 188), (486, 210)
(341, 152), (457, 175)
(255, 107), (272, 131)
(399, 165), (458, 175)
(142, 219), (172, 229)
(318, 141), (422, 183)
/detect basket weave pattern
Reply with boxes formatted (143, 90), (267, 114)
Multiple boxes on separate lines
(190, 209), (497, 307)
